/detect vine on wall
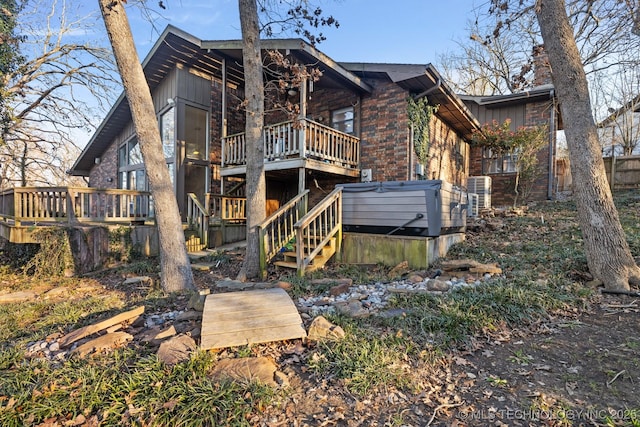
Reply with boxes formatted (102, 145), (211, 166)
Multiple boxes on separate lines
(407, 96), (439, 165)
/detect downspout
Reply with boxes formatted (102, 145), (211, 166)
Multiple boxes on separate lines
(411, 72), (442, 181)
(415, 77), (442, 100)
(221, 57), (227, 194)
(547, 89), (556, 200)
(409, 124), (414, 180)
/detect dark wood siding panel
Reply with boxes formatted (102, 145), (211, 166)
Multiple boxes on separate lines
(177, 67), (212, 107)
(153, 67), (178, 112)
(472, 104), (527, 128)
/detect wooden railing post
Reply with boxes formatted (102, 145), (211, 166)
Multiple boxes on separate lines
(299, 118), (307, 159)
(13, 189), (21, 227)
(66, 188), (77, 224)
(258, 225), (267, 279)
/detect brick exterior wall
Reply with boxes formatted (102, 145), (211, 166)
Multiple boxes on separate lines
(469, 98), (554, 207)
(359, 79), (412, 182)
(211, 81), (245, 193)
(307, 88), (359, 125)
(89, 142), (119, 188)
(426, 116), (469, 187)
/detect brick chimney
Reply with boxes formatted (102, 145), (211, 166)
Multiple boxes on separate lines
(532, 45), (552, 86)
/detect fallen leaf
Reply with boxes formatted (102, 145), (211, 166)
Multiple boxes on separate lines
(534, 364), (552, 371)
(163, 400), (178, 410)
(453, 355), (472, 366)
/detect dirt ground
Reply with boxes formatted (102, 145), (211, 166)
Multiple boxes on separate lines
(179, 248), (640, 427)
(12, 220), (638, 426)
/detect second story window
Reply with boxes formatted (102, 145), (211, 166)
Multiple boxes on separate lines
(118, 137), (146, 190)
(331, 106), (354, 134)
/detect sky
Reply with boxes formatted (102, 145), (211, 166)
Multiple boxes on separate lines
(66, 0), (483, 147)
(120, 0), (482, 65)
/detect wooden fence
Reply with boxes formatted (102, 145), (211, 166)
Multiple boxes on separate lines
(603, 155), (640, 190)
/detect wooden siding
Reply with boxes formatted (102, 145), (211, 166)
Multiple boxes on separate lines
(465, 102), (528, 129)
(177, 66), (212, 107)
(153, 67), (178, 112)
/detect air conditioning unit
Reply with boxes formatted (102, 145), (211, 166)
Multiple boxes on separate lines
(467, 193), (479, 217)
(466, 176), (492, 209)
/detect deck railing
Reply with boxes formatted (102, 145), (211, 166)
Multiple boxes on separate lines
(187, 193), (209, 249)
(222, 118), (359, 168)
(294, 187), (342, 276)
(257, 190), (309, 277)
(207, 194), (247, 222)
(0, 187), (153, 226)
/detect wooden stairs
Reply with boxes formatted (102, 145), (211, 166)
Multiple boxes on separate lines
(184, 227), (206, 253)
(274, 235), (337, 273)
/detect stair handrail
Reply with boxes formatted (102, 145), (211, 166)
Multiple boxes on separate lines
(257, 189), (309, 278)
(186, 193), (209, 249)
(293, 187), (342, 276)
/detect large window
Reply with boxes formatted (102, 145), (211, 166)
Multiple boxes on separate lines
(185, 105), (207, 160)
(331, 106), (354, 134)
(118, 138), (146, 190)
(118, 105), (176, 191)
(483, 147), (517, 174)
(160, 107), (176, 187)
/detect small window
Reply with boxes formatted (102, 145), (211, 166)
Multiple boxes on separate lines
(331, 107), (354, 134)
(118, 145), (127, 167)
(128, 139), (143, 165)
(455, 139), (465, 170)
(483, 148), (517, 174)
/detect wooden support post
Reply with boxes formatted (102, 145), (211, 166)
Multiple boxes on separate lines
(610, 155), (616, 191)
(298, 168), (306, 195)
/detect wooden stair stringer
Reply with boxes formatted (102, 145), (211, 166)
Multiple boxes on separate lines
(273, 236), (337, 273)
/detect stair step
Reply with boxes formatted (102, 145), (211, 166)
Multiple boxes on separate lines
(274, 260), (298, 269)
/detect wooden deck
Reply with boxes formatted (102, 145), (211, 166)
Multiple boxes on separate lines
(200, 288), (306, 350)
(221, 118), (360, 177)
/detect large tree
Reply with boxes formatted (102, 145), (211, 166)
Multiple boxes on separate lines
(236, 0), (337, 280)
(0, 0), (22, 138)
(237, 0), (266, 281)
(99, 0), (195, 293)
(535, 0), (640, 291)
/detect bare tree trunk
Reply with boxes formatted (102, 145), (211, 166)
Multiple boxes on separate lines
(237, 0), (266, 280)
(536, 0), (640, 291)
(99, 0), (195, 293)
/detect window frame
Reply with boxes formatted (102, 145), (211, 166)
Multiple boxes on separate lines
(482, 147), (518, 174)
(331, 106), (354, 135)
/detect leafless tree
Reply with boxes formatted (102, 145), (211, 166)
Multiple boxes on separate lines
(440, 0), (640, 98)
(438, 8), (539, 95)
(1, 0), (119, 187)
(593, 66), (640, 156)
